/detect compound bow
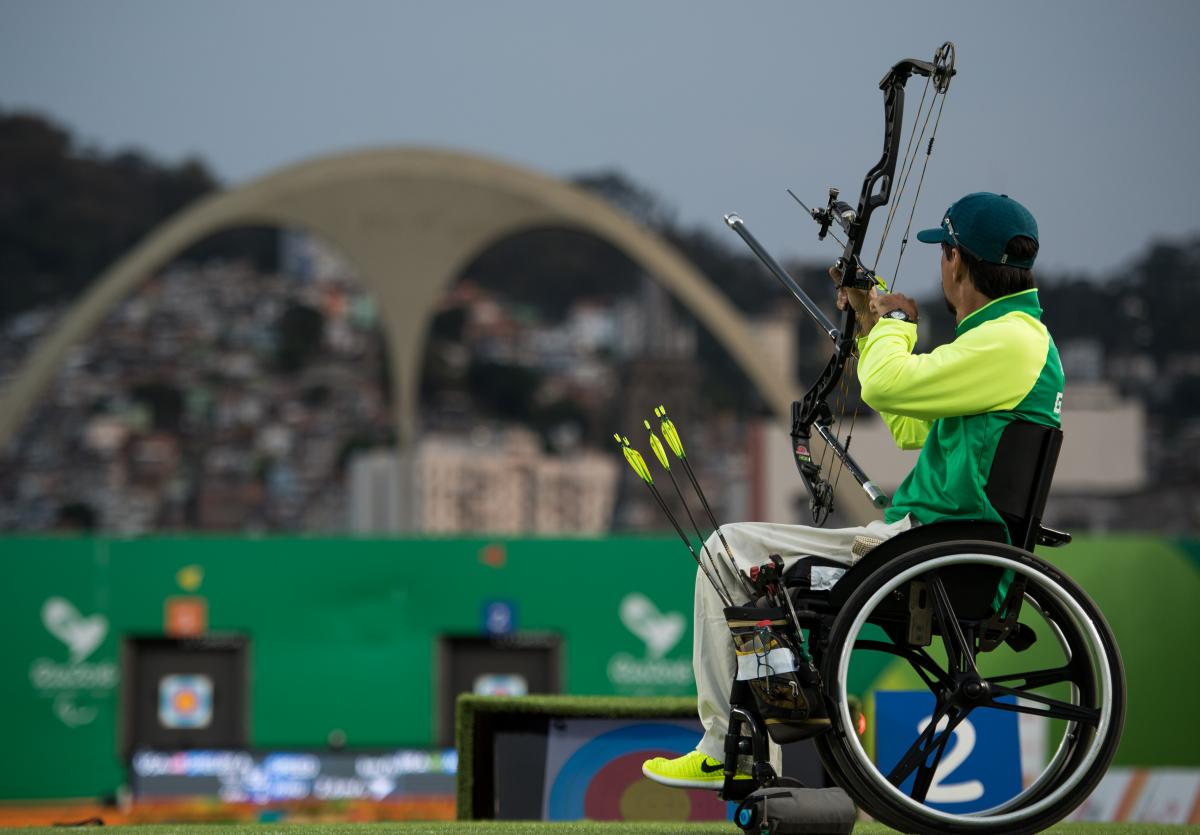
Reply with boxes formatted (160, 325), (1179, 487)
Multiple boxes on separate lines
(726, 41), (956, 525)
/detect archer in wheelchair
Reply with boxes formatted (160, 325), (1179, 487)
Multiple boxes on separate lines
(621, 187), (1125, 834)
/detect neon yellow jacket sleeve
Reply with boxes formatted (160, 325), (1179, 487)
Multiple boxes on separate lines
(856, 314), (1050, 422)
(855, 333), (932, 449)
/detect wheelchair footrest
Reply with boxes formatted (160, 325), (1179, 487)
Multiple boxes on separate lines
(721, 772), (760, 802)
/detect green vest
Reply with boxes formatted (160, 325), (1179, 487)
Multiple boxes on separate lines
(859, 289), (1064, 531)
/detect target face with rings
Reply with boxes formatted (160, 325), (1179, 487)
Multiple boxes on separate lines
(543, 720), (728, 821)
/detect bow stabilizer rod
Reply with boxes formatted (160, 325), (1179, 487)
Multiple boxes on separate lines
(724, 213), (841, 344)
(724, 212), (889, 516)
(814, 423), (888, 508)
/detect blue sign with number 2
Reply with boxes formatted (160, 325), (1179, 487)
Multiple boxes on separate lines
(874, 690), (1023, 814)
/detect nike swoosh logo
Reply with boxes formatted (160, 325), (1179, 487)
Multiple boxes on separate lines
(699, 760), (725, 773)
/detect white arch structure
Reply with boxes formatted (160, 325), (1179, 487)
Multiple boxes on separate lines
(0, 148), (876, 521)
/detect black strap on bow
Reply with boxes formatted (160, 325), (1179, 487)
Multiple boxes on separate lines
(727, 41), (956, 525)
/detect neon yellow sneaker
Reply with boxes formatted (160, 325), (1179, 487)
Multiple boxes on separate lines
(641, 750), (750, 789)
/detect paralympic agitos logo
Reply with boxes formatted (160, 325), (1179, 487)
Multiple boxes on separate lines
(28, 597), (118, 727)
(606, 592), (692, 690)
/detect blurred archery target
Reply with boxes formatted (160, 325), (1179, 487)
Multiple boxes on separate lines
(543, 720), (727, 821)
(158, 673), (213, 729)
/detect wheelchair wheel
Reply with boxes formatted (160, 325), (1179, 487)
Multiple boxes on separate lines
(819, 541), (1125, 835)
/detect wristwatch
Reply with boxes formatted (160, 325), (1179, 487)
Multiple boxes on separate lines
(882, 308), (916, 324)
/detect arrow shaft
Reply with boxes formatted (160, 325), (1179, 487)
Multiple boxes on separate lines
(677, 454), (755, 599)
(644, 481), (732, 607)
(664, 466), (734, 604)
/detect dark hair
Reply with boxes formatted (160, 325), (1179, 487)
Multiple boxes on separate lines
(941, 236), (1038, 299)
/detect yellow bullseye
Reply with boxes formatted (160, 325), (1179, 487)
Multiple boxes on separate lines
(617, 777), (692, 821)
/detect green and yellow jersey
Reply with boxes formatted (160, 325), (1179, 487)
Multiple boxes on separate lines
(856, 288), (1064, 531)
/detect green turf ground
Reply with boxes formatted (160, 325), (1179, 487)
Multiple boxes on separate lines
(3, 824), (1195, 834)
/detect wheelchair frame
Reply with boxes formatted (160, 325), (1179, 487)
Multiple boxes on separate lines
(719, 421), (1126, 835)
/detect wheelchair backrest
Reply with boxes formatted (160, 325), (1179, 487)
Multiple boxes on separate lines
(984, 421), (1063, 550)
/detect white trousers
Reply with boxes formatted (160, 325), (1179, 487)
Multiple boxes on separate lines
(692, 516), (913, 763)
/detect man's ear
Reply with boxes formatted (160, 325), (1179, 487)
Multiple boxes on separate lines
(948, 248), (968, 283)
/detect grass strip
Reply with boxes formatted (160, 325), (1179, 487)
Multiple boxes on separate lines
(1, 822), (1188, 834)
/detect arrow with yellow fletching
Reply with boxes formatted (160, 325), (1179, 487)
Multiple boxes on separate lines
(615, 433), (654, 485)
(644, 420), (733, 603)
(614, 431), (732, 606)
(655, 405), (754, 598)
(646, 424), (670, 471)
(656, 404), (686, 459)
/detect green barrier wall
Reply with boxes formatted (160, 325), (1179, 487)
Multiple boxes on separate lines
(0, 535), (1195, 800)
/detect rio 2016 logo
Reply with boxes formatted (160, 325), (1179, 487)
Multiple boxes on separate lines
(28, 597), (118, 728)
(606, 593), (692, 692)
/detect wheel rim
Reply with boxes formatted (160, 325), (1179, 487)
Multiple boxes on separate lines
(985, 590), (1089, 813)
(834, 552), (1115, 828)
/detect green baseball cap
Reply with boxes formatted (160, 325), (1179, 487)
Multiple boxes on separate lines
(916, 192), (1039, 268)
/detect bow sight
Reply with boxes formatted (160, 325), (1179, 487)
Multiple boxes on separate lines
(727, 41), (956, 525)
(808, 187), (856, 243)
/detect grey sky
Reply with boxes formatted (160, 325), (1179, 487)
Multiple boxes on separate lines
(2, 0), (1198, 301)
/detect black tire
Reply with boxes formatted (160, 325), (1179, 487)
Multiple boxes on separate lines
(817, 540), (1125, 835)
(814, 729), (851, 791)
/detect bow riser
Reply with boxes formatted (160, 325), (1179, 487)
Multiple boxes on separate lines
(797, 73), (912, 447)
(850, 79), (907, 256)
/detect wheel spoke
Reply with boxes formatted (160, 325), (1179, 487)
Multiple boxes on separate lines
(910, 712), (963, 803)
(984, 684), (1101, 726)
(912, 646), (953, 690)
(928, 573), (978, 675)
(886, 700), (958, 787)
(853, 639), (951, 694)
(908, 653), (946, 695)
(987, 666), (1074, 690)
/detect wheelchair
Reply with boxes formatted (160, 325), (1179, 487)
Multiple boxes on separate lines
(720, 421), (1126, 835)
